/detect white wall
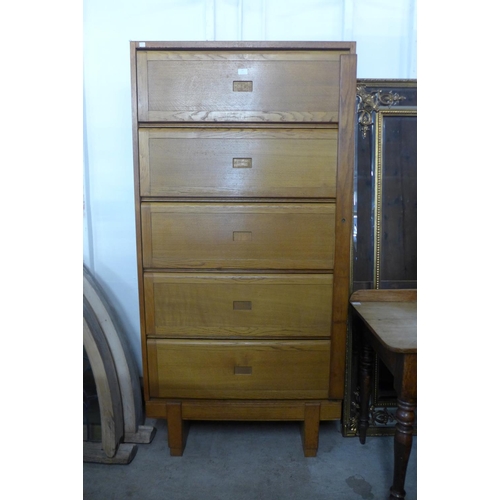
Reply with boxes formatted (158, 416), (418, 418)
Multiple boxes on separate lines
(83, 0), (417, 370)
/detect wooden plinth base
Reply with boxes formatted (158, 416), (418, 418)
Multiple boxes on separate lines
(124, 425), (157, 444)
(146, 399), (342, 457)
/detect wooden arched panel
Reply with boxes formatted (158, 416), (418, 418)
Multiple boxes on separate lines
(83, 297), (124, 458)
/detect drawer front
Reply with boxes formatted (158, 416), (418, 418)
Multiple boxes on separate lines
(137, 50), (346, 122)
(147, 339), (330, 399)
(144, 273), (333, 338)
(141, 203), (335, 269)
(139, 128), (337, 198)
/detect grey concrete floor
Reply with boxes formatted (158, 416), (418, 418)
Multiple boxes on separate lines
(83, 418), (416, 500)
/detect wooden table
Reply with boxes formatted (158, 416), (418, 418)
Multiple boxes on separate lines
(350, 289), (417, 500)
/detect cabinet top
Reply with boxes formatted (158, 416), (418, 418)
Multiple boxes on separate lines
(130, 41), (356, 53)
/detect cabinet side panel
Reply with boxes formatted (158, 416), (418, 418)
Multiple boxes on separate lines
(330, 54), (357, 399)
(131, 42), (150, 400)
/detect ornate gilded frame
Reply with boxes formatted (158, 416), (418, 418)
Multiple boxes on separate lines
(343, 79), (417, 437)
(373, 107), (417, 289)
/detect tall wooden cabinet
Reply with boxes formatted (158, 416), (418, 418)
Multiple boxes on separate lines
(130, 41), (357, 456)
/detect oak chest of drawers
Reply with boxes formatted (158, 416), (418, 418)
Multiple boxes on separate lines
(130, 41), (357, 456)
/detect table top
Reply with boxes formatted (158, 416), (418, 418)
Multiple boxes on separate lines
(350, 289), (417, 354)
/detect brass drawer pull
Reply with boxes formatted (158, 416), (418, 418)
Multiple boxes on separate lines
(233, 158), (252, 169)
(234, 366), (253, 375)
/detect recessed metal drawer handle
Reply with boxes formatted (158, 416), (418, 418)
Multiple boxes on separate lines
(233, 158), (252, 169)
(233, 301), (252, 310)
(234, 366), (253, 375)
(233, 81), (253, 92)
(233, 231), (252, 242)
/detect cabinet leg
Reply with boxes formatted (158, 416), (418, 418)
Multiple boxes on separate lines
(166, 401), (189, 456)
(358, 342), (372, 444)
(389, 398), (416, 500)
(301, 402), (321, 457)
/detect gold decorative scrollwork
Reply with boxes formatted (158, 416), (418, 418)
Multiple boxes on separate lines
(356, 85), (406, 138)
(370, 407), (396, 426)
(349, 391), (361, 432)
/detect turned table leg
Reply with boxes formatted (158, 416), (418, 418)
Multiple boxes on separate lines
(389, 398), (416, 500)
(358, 343), (373, 444)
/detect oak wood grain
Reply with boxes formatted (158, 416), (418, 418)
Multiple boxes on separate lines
(141, 202), (335, 270)
(139, 128), (337, 198)
(137, 50), (347, 122)
(144, 273), (333, 338)
(145, 399), (342, 421)
(147, 339), (331, 399)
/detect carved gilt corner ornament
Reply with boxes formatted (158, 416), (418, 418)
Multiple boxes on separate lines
(370, 407), (396, 426)
(348, 388), (397, 435)
(356, 85), (406, 138)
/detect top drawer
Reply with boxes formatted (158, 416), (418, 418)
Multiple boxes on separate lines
(136, 50), (347, 123)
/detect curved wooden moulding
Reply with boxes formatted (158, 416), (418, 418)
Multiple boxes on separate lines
(83, 266), (156, 464)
